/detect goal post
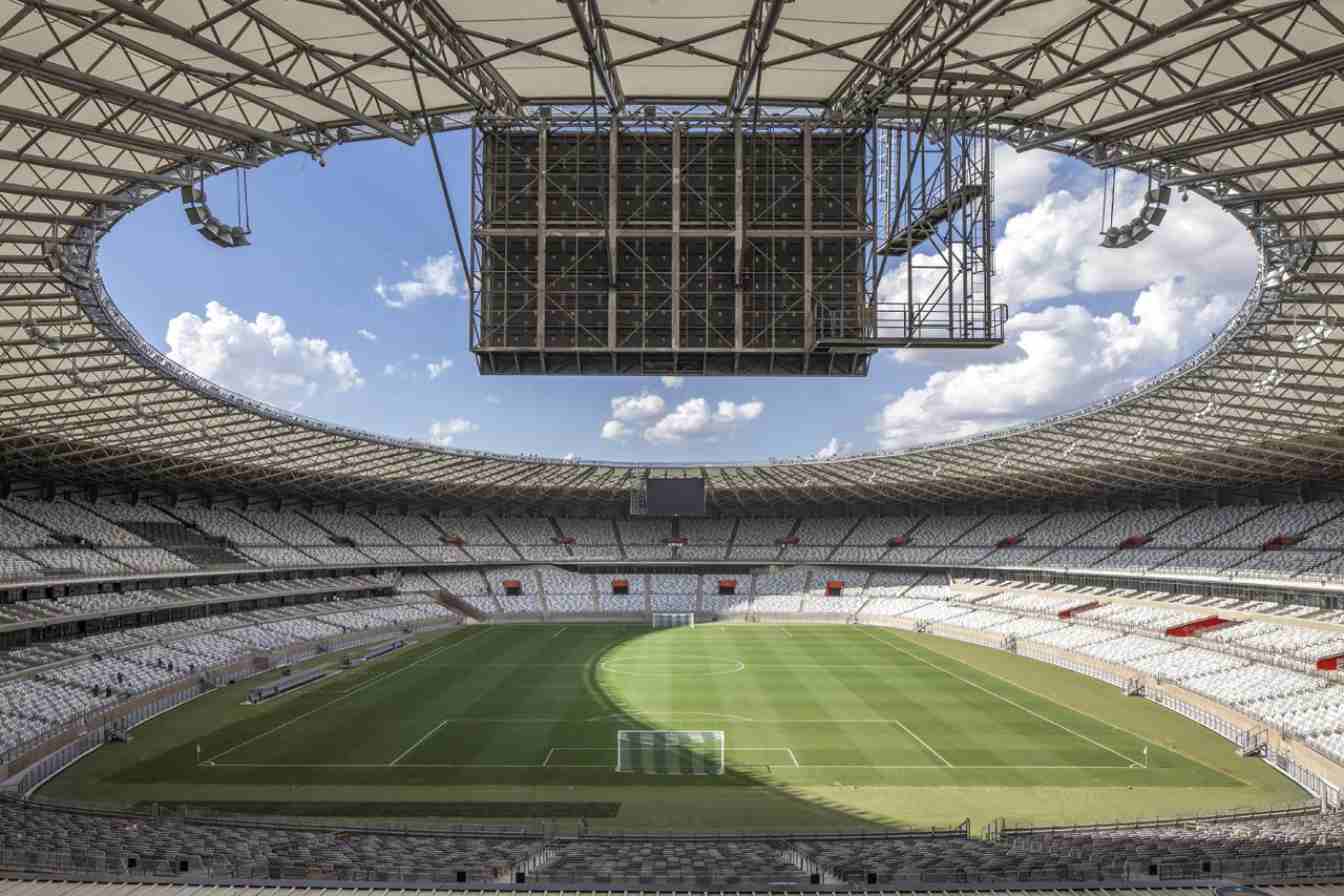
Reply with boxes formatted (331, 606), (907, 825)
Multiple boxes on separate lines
(616, 730), (724, 775)
(652, 612), (694, 629)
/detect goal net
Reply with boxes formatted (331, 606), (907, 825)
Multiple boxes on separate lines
(616, 730), (724, 775)
(652, 612), (694, 629)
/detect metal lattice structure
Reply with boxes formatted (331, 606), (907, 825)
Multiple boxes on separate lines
(1, 0), (1343, 514)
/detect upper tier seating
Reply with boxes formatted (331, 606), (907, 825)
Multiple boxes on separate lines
(437, 517), (507, 544)
(733, 518), (794, 544)
(167, 507), (280, 545)
(1206, 500), (1344, 548)
(1075, 507), (1190, 545)
(0, 506), (58, 547)
(2, 499), (146, 546)
(495, 516), (559, 545)
(240, 509), (333, 545)
(304, 511), (396, 545)
(554, 518), (618, 543)
(953, 512), (1047, 546)
(366, 512), (444, 545)
(1146, 506), (1266, 548)
(1025, 510), (1118, 548)
(909, 515), (982, 545)
(617, 519), (671, 545)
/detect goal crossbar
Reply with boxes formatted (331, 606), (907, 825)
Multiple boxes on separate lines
(616, 729), (724, 775)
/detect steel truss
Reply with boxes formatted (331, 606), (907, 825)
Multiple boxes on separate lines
(0, 2), (1339, 514)
(470, 110), (882, 375)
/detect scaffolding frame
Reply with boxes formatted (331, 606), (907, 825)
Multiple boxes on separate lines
(470, 106), (1001, 376)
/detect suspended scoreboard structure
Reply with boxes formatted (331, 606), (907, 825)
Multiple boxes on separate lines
(470, 109), (1005, 377)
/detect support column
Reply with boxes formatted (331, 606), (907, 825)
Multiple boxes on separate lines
(734, 119), (744, 352)
(536, 127), (547, 351)
(607, 121), (619, 351)
(671, 125), (682, 353)
(803, 123), (814, 351)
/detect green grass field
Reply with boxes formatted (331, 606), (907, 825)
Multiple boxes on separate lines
(40, 623), (1310, 831)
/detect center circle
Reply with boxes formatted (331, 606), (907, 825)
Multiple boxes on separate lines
(598, 654), (746, 677)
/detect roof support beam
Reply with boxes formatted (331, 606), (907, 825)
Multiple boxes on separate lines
(827, 0), (1015, 117)
(563, 0), (623, 113)
(0, 45), (312, 156)
(342, 0), (523, 118)
(728, 0), (787, 114)
(90, 0), (413, 145)
(0, 149), (189, 189)
(0, 102), (246, 168)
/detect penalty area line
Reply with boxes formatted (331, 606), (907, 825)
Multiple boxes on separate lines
(207, 628), (491, 764)
(860, 628), (1145, 767)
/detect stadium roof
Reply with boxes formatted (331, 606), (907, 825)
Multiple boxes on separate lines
(2, 0), (1344, 514)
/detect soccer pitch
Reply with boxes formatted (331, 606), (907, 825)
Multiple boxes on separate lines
(43, 623), (1309, 831)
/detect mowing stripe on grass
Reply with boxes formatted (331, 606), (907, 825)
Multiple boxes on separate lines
(860, 628), (1144, 766)
(207, 628), (492, 763)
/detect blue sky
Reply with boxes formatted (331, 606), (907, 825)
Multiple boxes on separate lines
(98, 133), (1256, 463)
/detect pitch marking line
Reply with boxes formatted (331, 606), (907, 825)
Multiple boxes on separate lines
(542, 748), (556, 767)
(861, 629), (1144, 767)
(206, 628), (492, 764)
(786, 747), (801, 768)
(549, 626), (569, 640)
(205, 761), (1138, 770)
(884, 715), (953, 768)
(390, 717), (456, 766)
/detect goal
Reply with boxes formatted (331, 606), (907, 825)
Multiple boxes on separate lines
(652, 612), (694, 629)
(616, 730), (724, 775)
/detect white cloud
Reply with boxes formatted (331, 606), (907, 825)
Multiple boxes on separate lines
(660, 376), (686, 388)
(815, 437), (852, 459)
(375, 253), (462, 308)
(995, 177), (1254, 309)
(426, 357), (454, 379)
(873, 279), (1237, 449)
(643, 398), (765, 444)
(383, 362), (400, 376)
(992, 144), (1057, 211)
(610, 393), (665, 420)
(165, 301), (362, 408)
(356, 328), (377, 342)
(485, 394), (503, 405)
(428, 417), (479, 445)
(601, 419), (630, 440)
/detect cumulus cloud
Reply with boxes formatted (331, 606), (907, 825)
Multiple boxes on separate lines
(610, 393), (665, 420)
(428, 417), (479, 445)
(643, 398), (764, 444)
(661, 376), (685, 388)
(601, 419), (630, 440)
(166, 301), (362, 408)
(992, 144), (1057, 211)
(995, 176), (1254, 308)
(815, 437), (852, 460)
(873, 279), (1237, 449)
(375, 253), (463, 308)
(426, 357), (454, 379)
(356, 328), (377, 341)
